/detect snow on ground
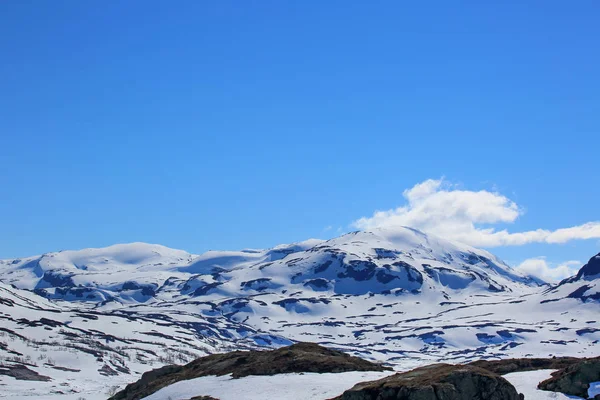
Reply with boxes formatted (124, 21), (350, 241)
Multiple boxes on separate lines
(503, 369), (581, 399)
(141, 371), (395, 400)
(1, 392), (106, 400)
(590, 382), (600, 397)
(1, 228), (598, 397)
(2, 369), (598, 400)
(0, 369), (131, 399)
(136, 369), (599, 400)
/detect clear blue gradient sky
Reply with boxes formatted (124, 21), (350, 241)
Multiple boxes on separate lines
(1, 1), (598, 274)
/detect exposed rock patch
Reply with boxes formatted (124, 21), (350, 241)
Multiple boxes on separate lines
(538, 356), (600, 398)
(331, 363), (521, 400)
(110, 342), (391, 400)
(468, 357), (580, 374)
(574, 253), (600, 281)
(187, 397), (219, 400)
(0, 364), (51, 381)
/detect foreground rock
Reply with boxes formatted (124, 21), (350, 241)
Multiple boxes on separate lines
(331, 363), (522, 400)
(110, 342), (391, 400)
(538, 356), (600, 398)
(469, 357), (580, 374)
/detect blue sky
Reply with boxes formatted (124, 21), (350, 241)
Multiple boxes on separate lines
(1, 2), (598, 279)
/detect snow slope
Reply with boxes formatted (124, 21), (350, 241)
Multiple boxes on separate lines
(137, 369), (598, 400)
(141, 371), (395, 400)
(0, 228), (598, 397)
(504, 369), (600, 399)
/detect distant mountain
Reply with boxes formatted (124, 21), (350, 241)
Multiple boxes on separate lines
(0, 227), (541, 305)
(542, 253), (600, 302)
(0, 228), (598, 399)
(570, 253), (600, 282)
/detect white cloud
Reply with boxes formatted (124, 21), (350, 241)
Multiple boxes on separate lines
(546, 223), (600, 244)
(514, 258), (581, 282)
(352, 178), (600, 248)
(322, 225), (333, 232)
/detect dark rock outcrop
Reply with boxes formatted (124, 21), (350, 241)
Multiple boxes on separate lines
(545, 253), (600, 302)
(0, 364), (51, 381)
(187, 397), (219, 400)
(575, 253), (600, 281)
(332, 363), (521, 400)
(110, 342), (391, 400)
(468, 357), (580, 374)
(538, 356), (600, 398)
(560, 254), (600, 285)
(36, 271), (75, 288)
(568, 284), (600, 301)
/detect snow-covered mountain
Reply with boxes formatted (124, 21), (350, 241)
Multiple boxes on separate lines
(0, 227), (598, 399)
(0, 228), (539, 304)
(542, 253), (600, 302)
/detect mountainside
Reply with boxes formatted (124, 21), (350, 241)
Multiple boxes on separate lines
(574, 253), (600, 280)
(542, 253), (600, 302)
(0, 228), (540, 304)
(0, 227), (598, 399)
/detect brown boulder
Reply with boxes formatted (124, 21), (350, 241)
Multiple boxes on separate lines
(331, 363), (522, 400)
(538, 356), (600, 398)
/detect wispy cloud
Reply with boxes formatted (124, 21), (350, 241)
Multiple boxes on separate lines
(352, 178), (600, 248)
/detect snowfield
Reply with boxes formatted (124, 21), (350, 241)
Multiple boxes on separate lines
(141, 371), (395, 400)
(3, 370), (599, 400)
(0, 227), (598, 398)
(135, 370), (600, 400)
(504, 369), (600, 399)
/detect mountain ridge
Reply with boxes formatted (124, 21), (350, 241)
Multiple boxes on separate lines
(0, 227), (598, 398)
(0, 227), (543, 303)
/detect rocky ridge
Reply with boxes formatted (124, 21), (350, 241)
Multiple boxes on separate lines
(110, 342), (391, 400)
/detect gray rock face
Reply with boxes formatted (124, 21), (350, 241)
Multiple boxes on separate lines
(538, 356), (600, 398)
(333, 363), (522, 400)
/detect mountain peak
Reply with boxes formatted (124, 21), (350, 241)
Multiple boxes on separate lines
(544, 253), (600, 303)
(574, 253), (600, 281)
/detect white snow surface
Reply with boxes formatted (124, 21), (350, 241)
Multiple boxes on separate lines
(141, 371), (395, 400)
(140, 369), (598, 400)
(590, 381), (600, 397)
(0, 227), (598, 398)
(504, 369), (587, 399)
